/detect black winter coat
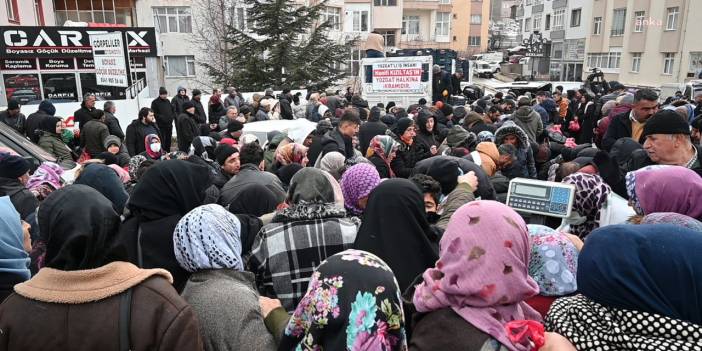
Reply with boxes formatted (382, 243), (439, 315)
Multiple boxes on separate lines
(171, 95), (190, 115)
(192, 99), (207, 124)
(176, 112), (199, 152)
(151, 97), (176, 126)
(208, 103), (225, 125)
(25, 110), (52, 143)
(412, 155), (497, 201)
(74, 105), (96, 131)
(279, 97), (294, 120)
(103, 112), (124, 140)
(358, 121), (388, 156)
(125, 120), (161, 156)
(0, 177), (38, 220)
(320, 128), (355, 160)
(602, 111), (641, 152)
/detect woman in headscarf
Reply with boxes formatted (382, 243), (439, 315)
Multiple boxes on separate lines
(272, 249), (406, 350)
(227, 182), (281, 228)
(354, 178), (438, 294)
(208, 93), (226, 124)
(414, 109), (440, 153)
(26, 162), (63, 201)
(276, 163), (304, 190)
(626, 165), (702, 221)
(74, 163), (129, 215)
(318, 151), (346, 180)
(118, 160), (211, 292)
(175, 204), (276, 351)
(0, 185), (203, 350)
(37, 116), (73, 163)
(340, 163), (381, 216)
(639, 212), (702, 232)
(545, 224), (702, 350)
(561, 173), (617, 239)
(274, 143), (309, 169)
(247, 168), (360, 311)
(140, 134), (163, 161)
(525, 225), (580, 317)
(0, 196), (30, 301)
(387, 118), (433, 178)
(410, 201), (541, 351)
(367, 135), (398, 178)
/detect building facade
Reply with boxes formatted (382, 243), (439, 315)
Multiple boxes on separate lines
(584, 0), (702, 88)
(1, 0), (55, 25)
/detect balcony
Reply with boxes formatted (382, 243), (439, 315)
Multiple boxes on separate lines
(532, 4), (543, 13)
(552, 0), (567, 9)
(516, 7), (524, 17)
(404, 0), (440, 10)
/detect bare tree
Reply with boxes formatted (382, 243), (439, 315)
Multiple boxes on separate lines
(188, 0), (239, 89)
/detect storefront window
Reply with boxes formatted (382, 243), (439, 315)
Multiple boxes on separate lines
(80, 73), (125, 100)
(3, 74), (41, 105)
(42, 73), (78, 102)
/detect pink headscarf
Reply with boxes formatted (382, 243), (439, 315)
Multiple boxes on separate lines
(413, 200), (541, 351)
(108, 164), (131, 184)
(631, 165), (702, 220)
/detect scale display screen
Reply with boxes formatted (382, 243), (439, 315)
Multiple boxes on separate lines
(513, 184), (548, 198)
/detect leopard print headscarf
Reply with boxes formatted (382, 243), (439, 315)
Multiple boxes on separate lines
(562, 173), (612, 238)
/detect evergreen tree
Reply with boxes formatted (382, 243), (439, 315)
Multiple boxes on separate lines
(203, 0), (356, 91)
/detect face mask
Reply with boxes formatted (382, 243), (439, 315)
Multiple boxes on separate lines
(150, 143), (161, 153)
(427, 211), (440, 224)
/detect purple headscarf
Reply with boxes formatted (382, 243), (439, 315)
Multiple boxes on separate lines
(641, 212), (702, 233)
(628, 166), (702, 220)
(340, 164), (381, 215)
(413, 200), (541, 351)
(26, 162), (63, 200)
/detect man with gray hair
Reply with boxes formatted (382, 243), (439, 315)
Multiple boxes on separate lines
(74, 93), (96, 131)
(223, 87), (241, 109)
(219, 106), (240, 131)
(102, 101), (124, 140)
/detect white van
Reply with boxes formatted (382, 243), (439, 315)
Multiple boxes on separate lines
(659, 80), (702, 101)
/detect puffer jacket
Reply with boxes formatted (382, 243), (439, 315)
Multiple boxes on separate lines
(469, 142), (500, 177)
(495, 122), (537, 178)
(511, 105), (543, 143)
(38, 131), (73, 162)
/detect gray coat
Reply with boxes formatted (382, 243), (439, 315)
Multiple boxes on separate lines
(219, 164), (286, 206)
(511, 106), (543, 143)
(181, 270), (276, 351)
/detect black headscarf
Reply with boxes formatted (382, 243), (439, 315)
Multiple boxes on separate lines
(38, 116), (61, 134)
(354, 179), (439, 293)
(234, 213), (263, 257)
(276, 163), (304, 189)
(128, 160), (211, 221)
(39, 185), (124, 271)
(227, 183), (279, 217)
(75, 163), (128, 214)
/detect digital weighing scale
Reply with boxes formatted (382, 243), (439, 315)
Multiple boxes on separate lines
(506, 178), (576, 218)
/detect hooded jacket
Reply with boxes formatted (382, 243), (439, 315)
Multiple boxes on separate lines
(415, 110), (440, 152)
(471, 142), (500, 177)
(25, 101), (55, 143)
(511, 105), (543, 143)
(495, 122), (537, 178)
(171, 89), (190, 115)
(104, 135), (131, 167)
(176, 112), (199, 152)
(0, 177), (37, 220)
(80, 119), (109, 156)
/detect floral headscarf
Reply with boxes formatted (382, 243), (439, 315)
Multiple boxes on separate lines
(173, 204), (243, 272)
(128, 155), (147, 181)
(340, 164), (381, 216)
(280, 249), (406, 351)
(26, 162), (63, 201)
(626, 165), (702, 219)
(640, 212), (702, 233)
(413, 200), (541, 351)
(275, 143), (308, 166)
(477, 130), (495, 143)
(562, 173), (612, 238)
(527, 224), (578, 297)
(366, 135), (398, 178)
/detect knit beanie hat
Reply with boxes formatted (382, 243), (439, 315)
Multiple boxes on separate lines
(159, 87), (168, 95)
(183, 101), (195, 110)
(0, 153), (30, 179)
(215, 145), (239, 166)
(38, 100), (56, 116)
(7, 99), (19, 110)
(394, 117), (414, 135)
(192, 89), (202, 97)
(427, 158), (460, 196)
(227, 120), (244, 133)
(642, 110), (690, 138)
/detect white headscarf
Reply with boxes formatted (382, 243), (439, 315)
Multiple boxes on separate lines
(173, 204), (243, 272)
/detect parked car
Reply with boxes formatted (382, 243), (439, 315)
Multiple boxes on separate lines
(473, 61), (501, 78)
(5, 75), (39, 88)
(0, 122), (79, 183)
(10, 89), (40, 104)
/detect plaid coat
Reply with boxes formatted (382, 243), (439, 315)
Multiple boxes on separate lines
(246, 203), (360, 311)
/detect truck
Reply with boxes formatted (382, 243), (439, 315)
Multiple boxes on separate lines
(470, 52), (505, 64)
(659, 80), (702, 102)
(359, 55), (433, 107)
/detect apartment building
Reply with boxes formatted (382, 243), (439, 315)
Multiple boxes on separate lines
(1, 0), (55, 25)
(516, 0), (591, 81)
(584, 0), (702, 88)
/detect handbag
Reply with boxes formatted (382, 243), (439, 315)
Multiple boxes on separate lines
(568, 116), (581, 133)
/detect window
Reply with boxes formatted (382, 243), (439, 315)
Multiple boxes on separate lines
(666, 7), (679, 31)
(379, 30), (396, 46)
(545, 14), (551, 30)
(586, 52), (622, 69)
(349, 48), (363, 76)
(402, 15), (420, 35)
(553, 9), (564, 30)
(570, 8), (581, 27)
(524, 17), (531, 32)
(321, 7), (341, 31)
(471, 14), (482, 24)
(153, 7), (192, 33)
(165, 56), (196, 77)
(351, 10), (369, 32)
(552, 43), (563, 59)
(439, 0), (451, 4)
(435, 12), (450, 36)
(533, 14), (541, 31)
(631, 52), (641, 73)
(6, 0), (19, 22)
(33, 0), (45, 25)
(611, 8), (626, 36)
(593, 17), (602, 35)
(469, 36), (481, 46)
(634, 11), (645, 32)
(663, 53), (675, 75)
(234, 7), (246, 30)
(374, 0), (396, 6)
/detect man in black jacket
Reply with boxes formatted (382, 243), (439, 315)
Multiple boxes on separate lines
(125, 107), (161, 156)
(279, 89), (294, 120)
(151, 87), (176, 152)
(317, 108), (361, 163)
(25, 100), (55, 143)
(432, 65), (453, 103)
(602, 89), (658, 151)
(175, 101), (199, 152)
(358, 106), (388, 155)
(191, 89), (207, 124)
(0, 153), (37, 221)
(74, 93), (96, 131)
(171, 87), (190, 115)
(0, 99), (25, 134)
(102, 101), (125, 140)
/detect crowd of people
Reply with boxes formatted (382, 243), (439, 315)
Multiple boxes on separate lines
(0, 79), (701, 351)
